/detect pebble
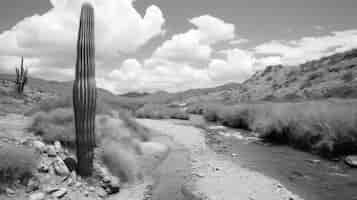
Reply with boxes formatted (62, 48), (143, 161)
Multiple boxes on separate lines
(52, 188), (67, 199)
(54, 141), (62, 153)
(29, 192), (45, 200)
(6, 188), (15, 196)
(46, 145), (57, 157)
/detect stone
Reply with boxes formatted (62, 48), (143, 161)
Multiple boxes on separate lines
(29, 192), (45, 200)
(26, 178), (40, 193)
(345, 156), (357, 168)
(54, 141), (62, 153)
(52, 188), (67, 199)
(53, 158), (70, 176)
(44, 186), (60, 194)
(38, 162), (49, 173)
(306, 159), (321, 164)
(46, 145), (57, 157)
(103, 176), (120, 195)
(97, 187), (107, 198)
(33, 140), (46, 152)
(63, 157), (77, 172)
(6, 188), (15, 196)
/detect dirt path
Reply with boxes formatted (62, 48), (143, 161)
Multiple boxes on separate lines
(138, 119), (303, 200)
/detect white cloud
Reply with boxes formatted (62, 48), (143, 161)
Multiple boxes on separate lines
(102, 58), (211, 93)
(208, 48), (255, 82)
(153, 15), (235, 63)
(0, 0), (165, 79)
(254, 29), (357, 65)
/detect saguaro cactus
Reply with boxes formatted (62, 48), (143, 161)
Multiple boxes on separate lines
(73, 2), (96, 177)
(15, 56), (28, 94)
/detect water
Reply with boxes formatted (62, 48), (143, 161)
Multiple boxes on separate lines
(189, 115), (357, 200)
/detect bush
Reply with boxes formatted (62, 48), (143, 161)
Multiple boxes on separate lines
(29, 108), (76, 147)
(25, 95), (113, 116)
(0, 144), (38, 187)
(203, 100), (357, 157)
(135, 104), (189, 120)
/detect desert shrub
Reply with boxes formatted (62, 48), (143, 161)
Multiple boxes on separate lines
(135, 104), (189, 120)
(0, 144), (38, 187)
(341, 71), (354, 82)
(203, 100), (357, 157)
(29, 108), (76, 147)
(186, 103), (205, 114)
(25, 95), (113, 116)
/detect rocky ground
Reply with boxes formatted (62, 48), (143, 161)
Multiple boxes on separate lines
(138, 118), (302, 200)
(0, 114), (128, 200)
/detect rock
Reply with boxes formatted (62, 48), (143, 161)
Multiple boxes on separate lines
(51, 188), (67, 199)
(38, 163), (49, 173)
(63, 157), (77, 172)
(54, 141), (63, 153)
(102, 176), (120, 195)
(53, 158), (70, 176)
(29, 192), (45, 200)
(97, 188), (107, 198)
(6, 188), (15, 196)
(26, 178), (40, 193)
(306, 159), (321, 164)
(345, 156), (357, 168)
(33, 140), (46, 152)
(44, 186), (60, 194)
(46, 145), (57, 157)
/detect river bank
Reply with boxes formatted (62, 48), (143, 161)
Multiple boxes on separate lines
(138, 118), (301, 200)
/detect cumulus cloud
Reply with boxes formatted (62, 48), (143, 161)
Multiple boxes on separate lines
(153, 15), (235, 63)
(208, 49), (255, 82)
(101, 58), (211, 93)
(254, 30), (357, 65)
(0, 0), (165, 80)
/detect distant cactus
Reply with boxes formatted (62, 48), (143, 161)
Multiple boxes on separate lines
(15, 56), (28, 94)
(73, 2), (96, 177)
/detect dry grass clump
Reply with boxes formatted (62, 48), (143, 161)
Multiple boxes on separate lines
(0, 143), (38, 188)
(27, 96), (169, 183)
(203, 99), (357, 157)
(136, 104), (189, 120)
(29, 108), (76, 147)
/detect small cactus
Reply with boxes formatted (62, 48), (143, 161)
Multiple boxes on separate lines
(73, 2), (96, 177)
(15, 56), (28, 94)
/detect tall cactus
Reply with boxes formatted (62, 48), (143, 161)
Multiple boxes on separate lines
(15, 56), (28, 94)
(73, 2), (96, 177)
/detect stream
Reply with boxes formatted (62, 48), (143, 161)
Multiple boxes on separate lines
(187, 114), (357, 200)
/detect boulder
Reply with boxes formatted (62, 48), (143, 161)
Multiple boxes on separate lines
(53, 158), (70, 176)
(345, 156), (357, 168)
(63, 157), (77, 172)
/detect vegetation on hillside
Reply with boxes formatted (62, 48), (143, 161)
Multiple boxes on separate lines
(136, 104), (189, 120)
(0, 144), (38, 189)
(202, 99), (357, 157)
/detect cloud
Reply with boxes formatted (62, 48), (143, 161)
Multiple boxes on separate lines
(0, 0), (165, 80)
(101, 58), (211, 93)
(208, 48), (255, 82)
(254, 29), (357, 65)
(153, 15), (235, 63)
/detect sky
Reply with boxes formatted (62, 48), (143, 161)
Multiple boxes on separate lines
(0, 0), (356, 94)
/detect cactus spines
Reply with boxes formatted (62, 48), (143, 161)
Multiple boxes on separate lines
(73, 2), (96, 177)
(15, 56), (28, 94)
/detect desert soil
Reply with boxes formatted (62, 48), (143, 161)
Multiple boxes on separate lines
(138, 118), (302, 200)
